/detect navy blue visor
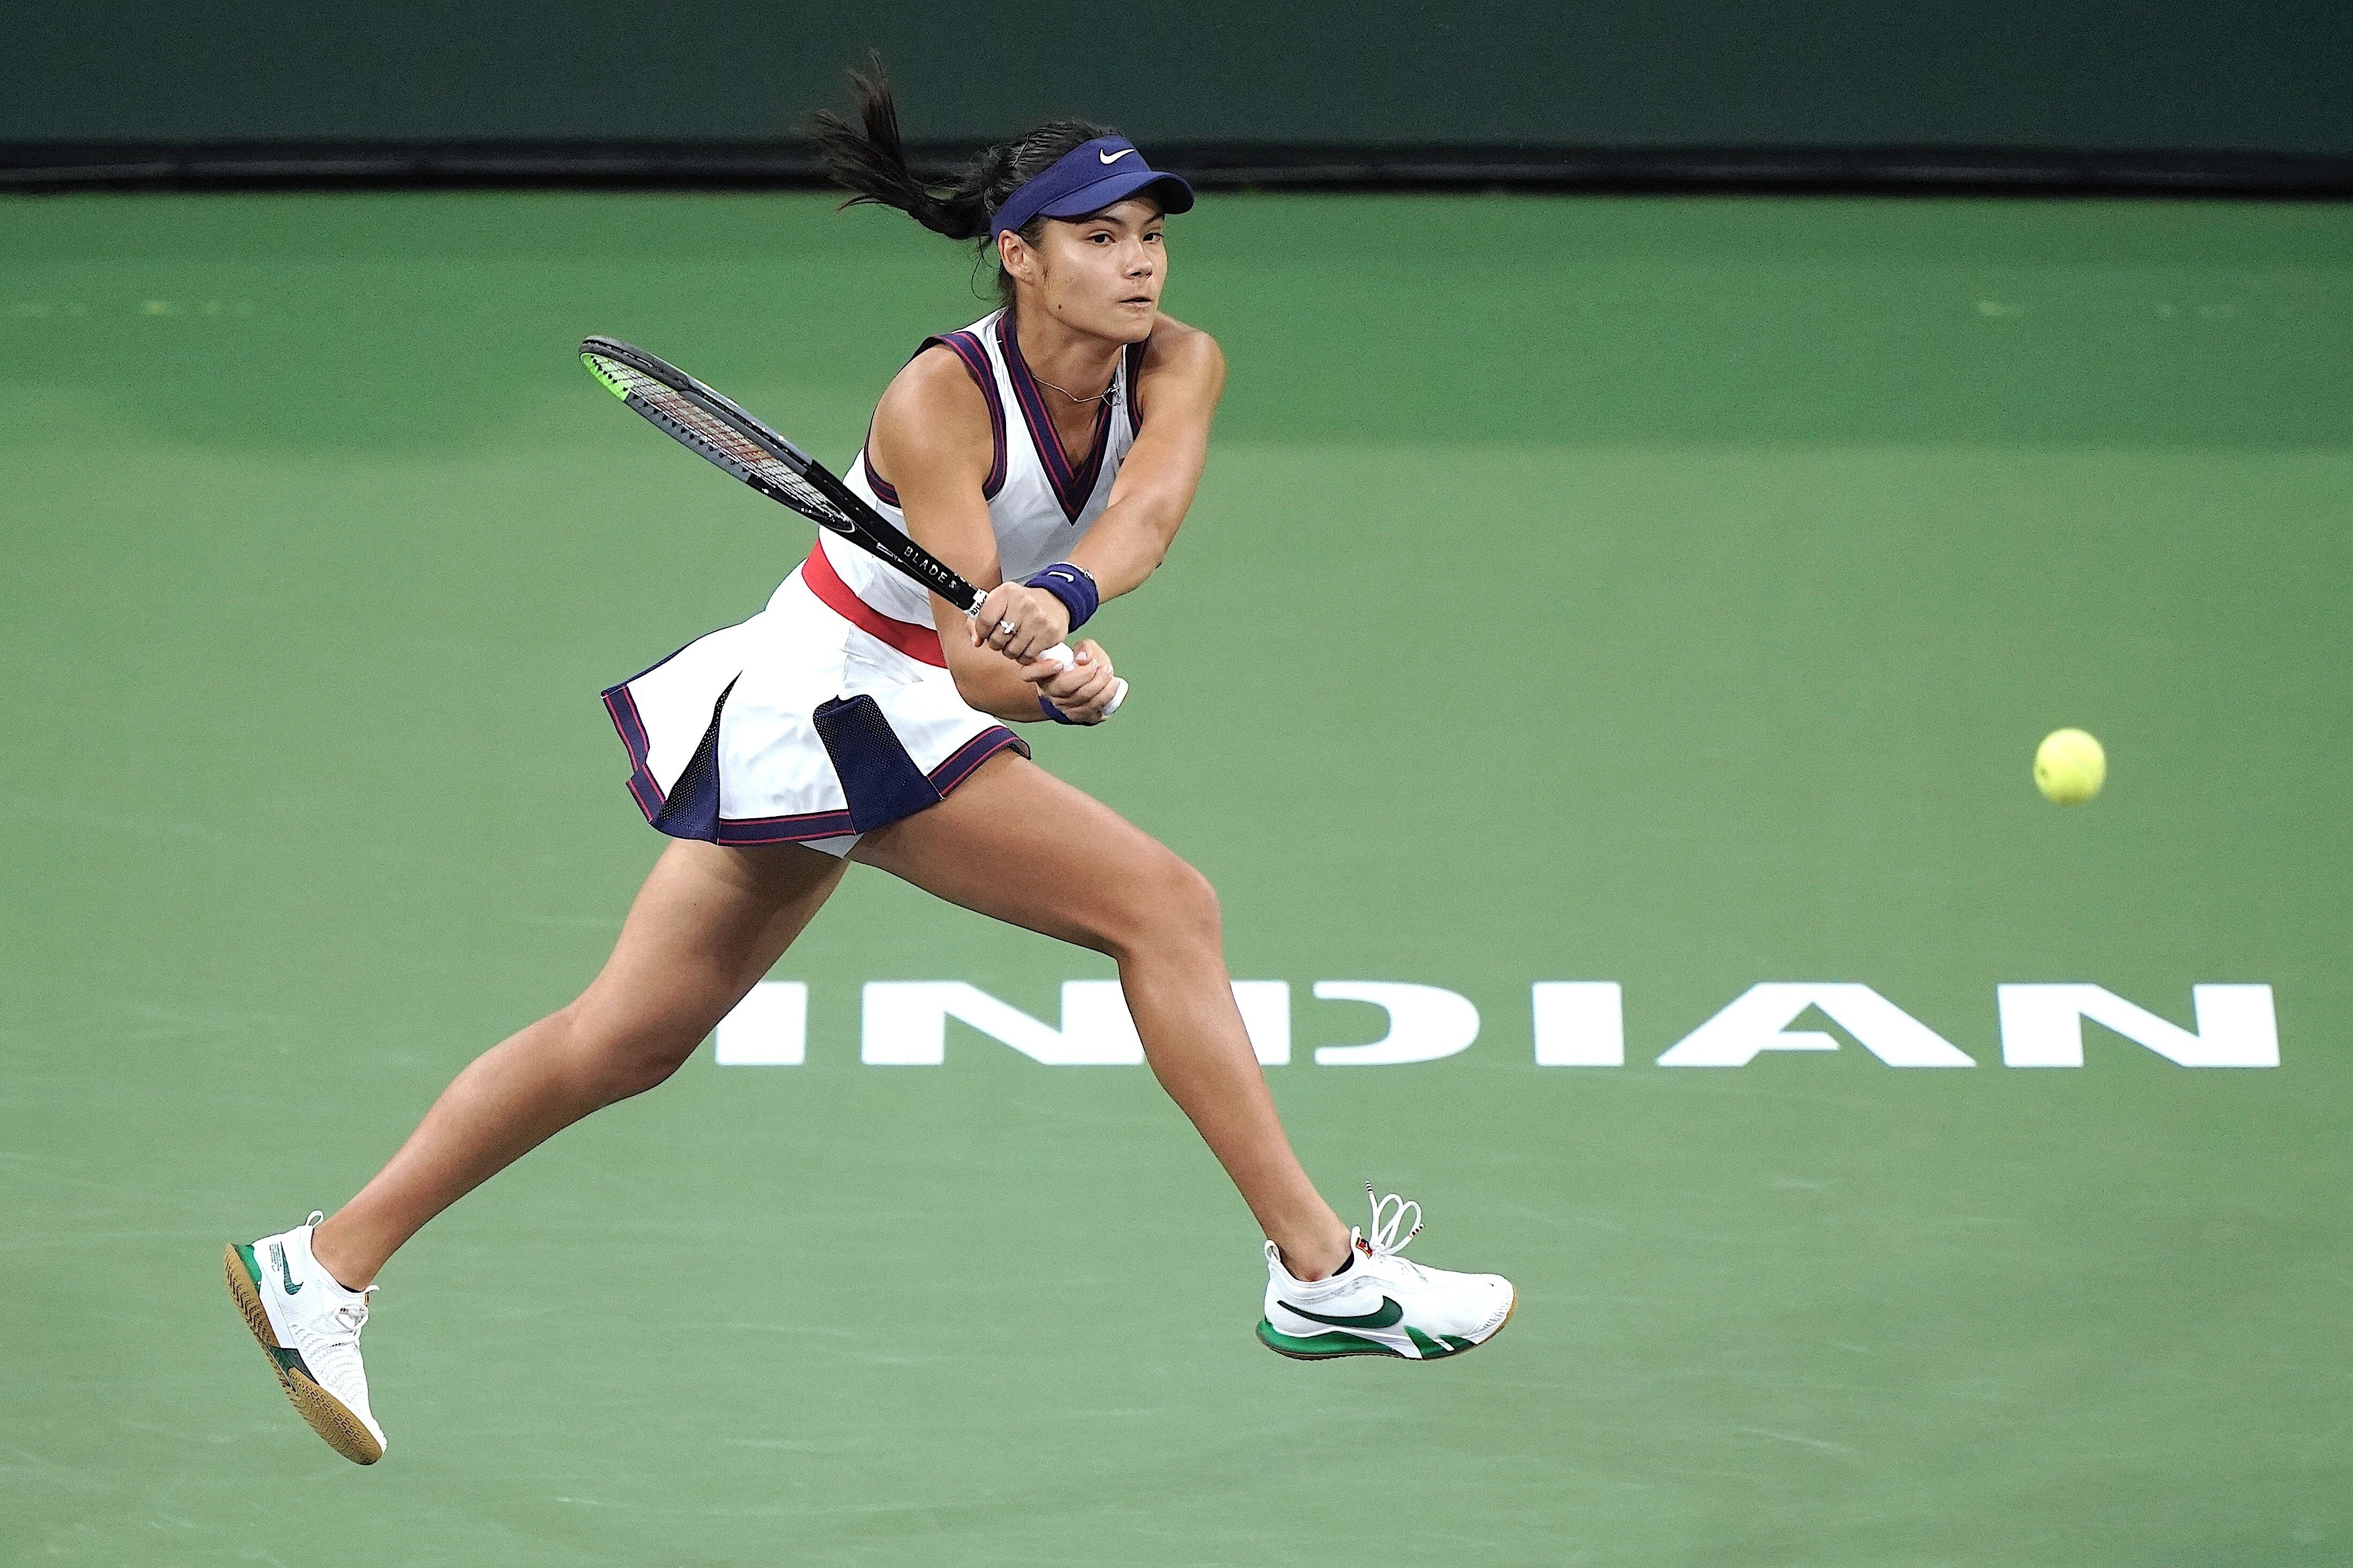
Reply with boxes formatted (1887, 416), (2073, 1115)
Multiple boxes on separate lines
(988, 137), (1195, 241)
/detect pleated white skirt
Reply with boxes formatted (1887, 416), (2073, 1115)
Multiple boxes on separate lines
(600, 563), (1025, 857)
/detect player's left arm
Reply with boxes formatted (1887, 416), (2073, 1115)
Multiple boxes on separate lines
(1065, 315), (1226, 600)
(963, 315), (1220, 677)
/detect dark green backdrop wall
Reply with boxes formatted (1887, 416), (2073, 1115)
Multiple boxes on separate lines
(7, 0), (2350, 152)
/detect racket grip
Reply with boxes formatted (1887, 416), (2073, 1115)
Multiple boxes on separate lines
(1039, 644), (1128, 719)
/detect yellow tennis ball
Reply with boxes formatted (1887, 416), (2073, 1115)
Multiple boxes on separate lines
(2034, 728), (2106, 804)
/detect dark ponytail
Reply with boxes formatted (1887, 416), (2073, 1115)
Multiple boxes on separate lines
(809, 57), (1118, 310)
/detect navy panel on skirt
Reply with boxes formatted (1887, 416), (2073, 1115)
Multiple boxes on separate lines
(648, 677), (735, 842)
(813, 694), (945, 832)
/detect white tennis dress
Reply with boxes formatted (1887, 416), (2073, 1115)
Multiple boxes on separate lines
(601, 309), (1146, 856)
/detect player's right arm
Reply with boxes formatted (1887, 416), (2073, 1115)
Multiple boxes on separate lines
(870, 348), (1105, 722)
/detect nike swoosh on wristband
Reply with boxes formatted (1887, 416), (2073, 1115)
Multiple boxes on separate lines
(1278, 1296), (1402, 1329)
(271, 1241), (304, 1295)
(1098, 148), (1138, 164)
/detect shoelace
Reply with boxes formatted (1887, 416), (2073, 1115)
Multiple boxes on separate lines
(329, 1300), (370, 1342)
(302, 1289), (374, 1398)
(297, 1212), (373, 1358)
(1355, 1183), (1429, 1280)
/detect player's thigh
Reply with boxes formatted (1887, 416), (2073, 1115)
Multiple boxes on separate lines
(849, 752), (1213, 955)
(572, 837), (847, 1047)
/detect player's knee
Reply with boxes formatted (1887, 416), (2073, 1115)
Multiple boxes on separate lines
(1168, 858), (1223, 949)
(557, 998), (703, 1104)
(1105, 849), (1221, 960)
(599, 1040), (697, 1102)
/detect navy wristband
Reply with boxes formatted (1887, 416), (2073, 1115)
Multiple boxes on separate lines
(1038, 696), (1082, 725)
(1024, 562), (1099, 633)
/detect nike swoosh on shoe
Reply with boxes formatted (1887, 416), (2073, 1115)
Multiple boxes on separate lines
(1277, 1296), (1403, 1329)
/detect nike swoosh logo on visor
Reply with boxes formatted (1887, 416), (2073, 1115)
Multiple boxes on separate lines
(1278, 1296), (1402, 1329)
(1099, 148), (1137, 164)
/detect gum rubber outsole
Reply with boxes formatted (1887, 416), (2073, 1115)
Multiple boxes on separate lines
(222, 1244), (384, 1465)
(1259, 1291), (1519, 1362)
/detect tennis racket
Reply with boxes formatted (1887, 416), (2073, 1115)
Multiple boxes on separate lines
(579, 335), (1125, 716)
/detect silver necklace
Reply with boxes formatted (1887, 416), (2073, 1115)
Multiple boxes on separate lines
(1031, 369), (1115, 404)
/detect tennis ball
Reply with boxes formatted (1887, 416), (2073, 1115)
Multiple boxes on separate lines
(2034, 728), (2106, 805)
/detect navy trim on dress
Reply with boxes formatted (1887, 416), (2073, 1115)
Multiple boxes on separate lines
(1123, 338), (1148, 433)
(602, 684), (665, 819)
(918, 329), (1008, 501)
(997, 312), (1115, 523)
(862, 450), (901, 509)
(929, 725), (1027, 793)
(713, 805), (859, 845)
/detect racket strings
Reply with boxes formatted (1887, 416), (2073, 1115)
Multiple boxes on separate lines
(589, 356), (855, 528)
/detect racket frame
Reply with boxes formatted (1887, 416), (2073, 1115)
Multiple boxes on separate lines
(582, 335), (990, 616)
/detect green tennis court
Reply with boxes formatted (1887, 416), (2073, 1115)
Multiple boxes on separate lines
(5, 190), (2349, 1564)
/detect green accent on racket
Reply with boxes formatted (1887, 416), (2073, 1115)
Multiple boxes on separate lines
(583, 354), (631, 400)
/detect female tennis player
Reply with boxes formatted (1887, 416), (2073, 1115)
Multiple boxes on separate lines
(225, 70), (1513, 1466)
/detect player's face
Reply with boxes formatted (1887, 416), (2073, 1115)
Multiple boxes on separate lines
(1018, 199), (1166, 342)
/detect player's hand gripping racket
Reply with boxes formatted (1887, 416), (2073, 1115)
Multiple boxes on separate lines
(579, 336), (1125, 717)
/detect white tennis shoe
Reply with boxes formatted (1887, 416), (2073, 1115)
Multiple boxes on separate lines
(1258, 1185), (1516, 1361)
(224, 1213), (386, 1464)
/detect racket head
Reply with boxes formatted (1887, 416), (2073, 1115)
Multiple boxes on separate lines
(580, 336), (860, 529)
(580, 336), (986, 616)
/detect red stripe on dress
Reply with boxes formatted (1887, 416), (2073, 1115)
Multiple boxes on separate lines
(801, 542), (948, 668)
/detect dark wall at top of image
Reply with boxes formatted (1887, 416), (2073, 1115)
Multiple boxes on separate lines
(5, 0), (2350, 153)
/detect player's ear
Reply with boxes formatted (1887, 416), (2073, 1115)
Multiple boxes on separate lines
(998, 229), (1038, 286)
